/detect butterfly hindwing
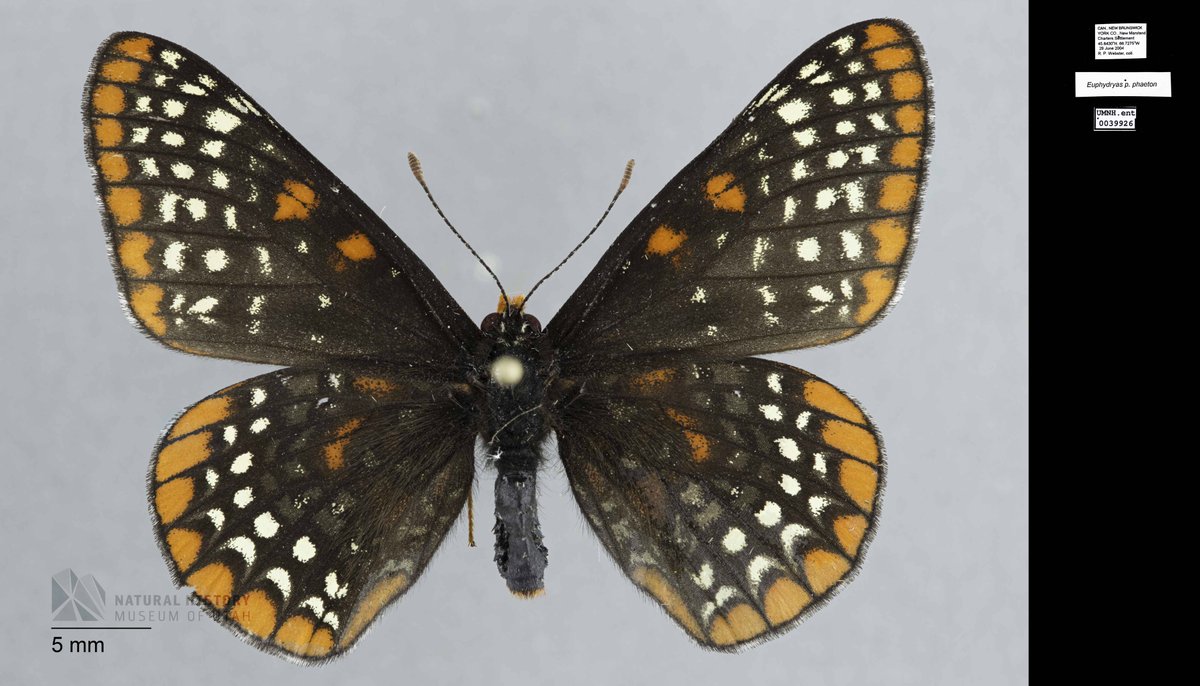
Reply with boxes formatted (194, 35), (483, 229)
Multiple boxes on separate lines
(85, 33), (478, 368)
(549, 19), (931, 364)
(557, 358), (882, 648)
(150, 365), (475, 661)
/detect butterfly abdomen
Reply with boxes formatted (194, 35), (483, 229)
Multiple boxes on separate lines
(492, 445), (549, 597)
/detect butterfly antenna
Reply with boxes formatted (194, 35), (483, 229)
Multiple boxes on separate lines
(407, 153), (508, 303)
(524, 159), (635, 302)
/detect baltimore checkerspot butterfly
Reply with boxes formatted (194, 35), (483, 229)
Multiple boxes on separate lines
(83, 19), (931, 660)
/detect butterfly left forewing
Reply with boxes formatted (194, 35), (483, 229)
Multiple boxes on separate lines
(549, 19), (931, 364)
(86, 33), (478, 368)
(557, 358), (882, 648)
(151, 365), (475, 661)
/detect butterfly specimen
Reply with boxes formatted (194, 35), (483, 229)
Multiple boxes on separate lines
(83, 19), (930, 661)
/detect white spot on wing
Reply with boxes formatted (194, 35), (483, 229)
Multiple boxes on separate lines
(783, 196), (798, 222)
(759, 404), (783, 421)
(230, 452), (252, 474)
(796, 237), (820, 261)
(207, 508), (224, 529)
(163, 99), (185, 118)
(756, 501), (782, 527)
(841, 231), (863, 259)
(266, 568), (291, 599)
(758, 286), (777, 305)
(293, 536), (317, 562)
(200, 140), (225, 157)
(797, 61), (822, 79)
(722, 528), (747, 553)
(188, 296), (218, 314)
(250, 417), (269, 433)
(232, 486), (253, 508)
(205, 109), (241, 133)
(776, 98), (811, 124)
(776, 437), (801, 461)
(836, 120), (856, 135)
(254, 512), (280, 538)
(831, 87), (854, 105)
(827, 150), (850, 169)
(863, 81), (882, 100)
(223, 536), (255, 564)
(793, 128), (817, 147)
(831, 36), (854, 54)
(780, 474), (801, 496)
(161, 131), (185, 147)
(163, 241), (185, 270)
(767, 372), (783, 394)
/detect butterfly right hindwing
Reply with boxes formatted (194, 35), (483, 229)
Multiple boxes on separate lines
(556, 358), (882, 649)
(150, 365), (475, 661)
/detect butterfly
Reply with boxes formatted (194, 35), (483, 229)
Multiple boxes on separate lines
(83, 19), (931, 661)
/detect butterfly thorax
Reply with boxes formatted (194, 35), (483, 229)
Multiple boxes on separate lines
(475, 304), (554, 597)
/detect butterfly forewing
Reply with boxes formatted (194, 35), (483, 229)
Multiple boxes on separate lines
(85, 33), (478, 368)
(557, 359), (882, 648)
(150, 366), (475, 660)
(549, 20), (931, 364)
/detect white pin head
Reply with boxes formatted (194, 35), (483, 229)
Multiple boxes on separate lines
(489, 355), (525, 387)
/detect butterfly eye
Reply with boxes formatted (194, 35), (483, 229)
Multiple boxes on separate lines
(481, 312), (502, 333)
(522, 315), (542, 334)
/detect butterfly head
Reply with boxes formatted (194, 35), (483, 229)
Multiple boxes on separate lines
(480, 294), (543, 340)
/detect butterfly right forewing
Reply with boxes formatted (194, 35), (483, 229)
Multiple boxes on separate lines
(85, 33), (479, 368)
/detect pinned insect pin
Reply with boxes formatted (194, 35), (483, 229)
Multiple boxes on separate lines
(84, 19), (930, 660)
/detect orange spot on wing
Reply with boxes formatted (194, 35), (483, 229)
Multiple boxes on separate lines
(92, 84), (125, 114)
(854, 268), (895, 325)
(339, 574), (409, 647)
(115, 36), (154, 61)
(890, 137), (922, 168)
(646, 224), (687, 256)
(117, 231), (154, 277)
(802, 549), (851, 594)
(803, 379), (866, 424)
(715, 604), (768, 644)
(230, 590), (277, 639)
(822, 418), (879, 463)
(893, 104), (925, 133)
(275, 616), (316, 655)
(704, 172), (747, 213)
(187, 562), (233, 609)
(889, 70), (924, 100)
(166, 528), (202, 572)
(100, 59), (142, 83)
(878, 174), (917, 212)
(868, 218), (909, 263)
(156, 431), (213, 482)
(632, 567), (704, 640)
(353, 376), (397, 395)
(833, 514), (869, 556)
(92, 118), (123, 147)
(763, 577), (812, 626)
(862, 23), (904, 49)
(155, 477), (194, 524)
(683, 431), (711, 463)
(307, 628), (335, 657)
(631, 368), (676, 389)
(839, 459), (879, 512)
(870, 46), (915, 70)
(273, 179), (319, 220)
(106, 187), (143, 226)
(323, 418), (364, 471)
(336, 232), (377, 261)
(129, 283), (167, 335)
(97, 151), (129, 181)
(169, 396), (232, 439)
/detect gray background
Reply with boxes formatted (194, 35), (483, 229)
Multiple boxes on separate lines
(0, 0), (1028, 683)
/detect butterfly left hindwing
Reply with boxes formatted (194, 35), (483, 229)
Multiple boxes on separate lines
(557, 358), (882, 649)
(150, 365), (475, 661)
